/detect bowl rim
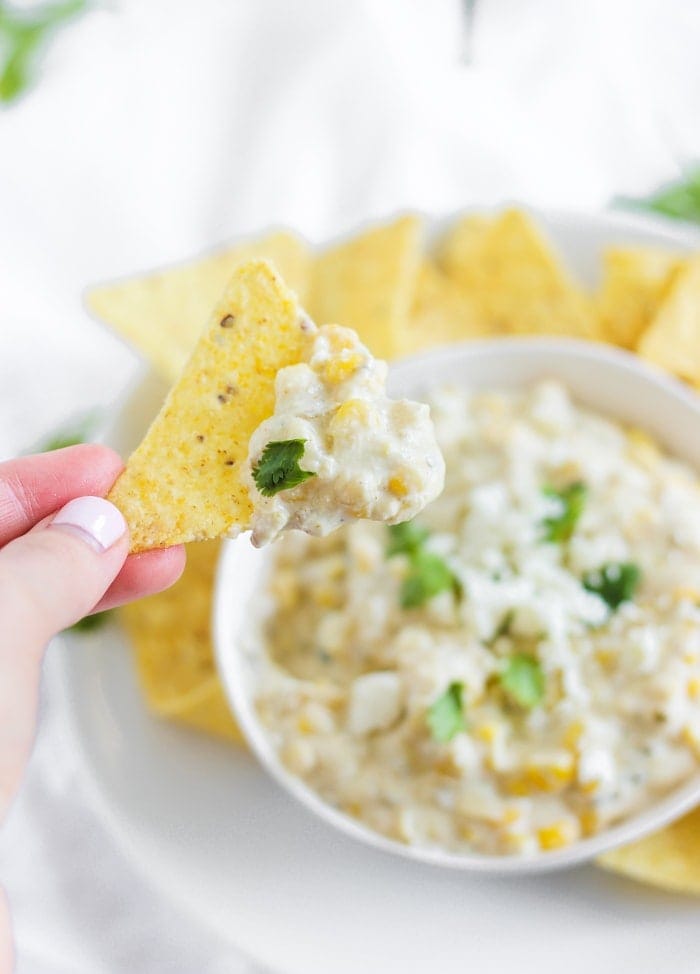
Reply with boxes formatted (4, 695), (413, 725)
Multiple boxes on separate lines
(214, 335), (700, 875)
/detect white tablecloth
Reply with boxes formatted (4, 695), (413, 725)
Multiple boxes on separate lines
(2, 1), (700, 970)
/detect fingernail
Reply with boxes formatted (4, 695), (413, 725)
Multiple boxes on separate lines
(51, 496), (127, 553)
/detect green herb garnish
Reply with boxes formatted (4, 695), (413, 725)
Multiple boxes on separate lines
(427, 681), (466, 743)
(583, 561), (641, 610)
(499, 653), (545, 709)
(387, 520), (461, 609)
(400, 550), (461, 609)
(541, 481), (587, 543)
(386, 520), (430, 557)
(0, 0), (86, 104)
(37, 408), (102, 453)
(252, 439), (316, 497)
(616, 169), (700, 225)
(66, 609), (112, 634)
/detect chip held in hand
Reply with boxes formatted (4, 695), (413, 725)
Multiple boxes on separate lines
(108, 259), (444, 552)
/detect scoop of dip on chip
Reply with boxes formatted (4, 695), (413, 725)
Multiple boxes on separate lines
(244, 323), (444, 546)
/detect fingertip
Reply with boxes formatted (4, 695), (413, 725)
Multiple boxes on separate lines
(92, 544), (186, 613)
(38, 441), (124, 473)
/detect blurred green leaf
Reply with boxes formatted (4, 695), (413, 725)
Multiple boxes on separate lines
(427, 682), (466, 743)
(616, 169), (700, 225)
(34, 408), (102, 453)
(67, 609), (112, 634)
(386, 519), (430, 558)
(583, 561), (641, 611)
(499, 653), (545, 709)
(0, 0), (86, 104)
(541, 481), (587, 543)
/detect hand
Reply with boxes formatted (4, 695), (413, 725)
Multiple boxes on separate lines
(0, 444), (185, 970)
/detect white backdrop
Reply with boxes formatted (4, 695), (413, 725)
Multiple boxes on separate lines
(2, 1), (700, 971)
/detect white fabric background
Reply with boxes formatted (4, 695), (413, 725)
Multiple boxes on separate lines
(1, 0), (700, 970)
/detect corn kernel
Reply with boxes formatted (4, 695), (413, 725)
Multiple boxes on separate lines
(331, 399), (371, 428)
(325, 328), (356, 354)
(434, 753), (462, 778)
(580, 780), (599, 795)
(579, 808), (599, 837)
(688, 677), (700, 699)
(457, 821), (475, 841)
(506, 756), (574, 795)
(563, 720), (584, 749)
(682, 722), (700, 755)
(354, 548), (378, 573)
(296, 715), (315, 735)
(388, 475), (409, 498)
(270, 571), (299, 610)
(313, 583), (341, 609)
(674, 586), (700, 605)
(626, 428), (660, 468)
(627, 428), (658, 451)
(501, 806), (522, 825)
(320, 353), (365, 385)
(595, 649), (616, 669)
(475, 723), (498, 744)
(537, 820), (577, 851)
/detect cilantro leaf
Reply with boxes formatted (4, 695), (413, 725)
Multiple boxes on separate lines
(427, 681), (466, 743)
(616, 169), (700, 225)
(386, 520), (430, 557)
(583, 561), (641, 610)
(252, 439), (316, 497)
(66, 610), (112, 634)
(500, 653), (545, 709)
(400, 549), (461, 609)
(0, 0), (86, 104)
(541, 481), (587, 543)
(37, 408), (102, 453)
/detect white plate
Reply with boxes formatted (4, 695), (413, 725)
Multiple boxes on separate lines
(58, 209), (700, 974)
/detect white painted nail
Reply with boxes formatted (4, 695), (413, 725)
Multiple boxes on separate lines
(51, 496), (127, 552)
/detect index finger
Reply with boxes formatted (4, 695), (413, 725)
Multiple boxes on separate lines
(0, 444), (124, 547)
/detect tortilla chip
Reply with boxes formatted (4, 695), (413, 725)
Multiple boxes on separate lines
(597, 247), (680, 348)
(437, 209), (598, 339)
(121, 540), (240, 741)
(308, 215), (421, 359)
(108, 259), (308, 551)
(87, 231), (311, 381)
(598, 807), (700, 894)
(637, 256), (700, 384)
(398, 260), (493, 355)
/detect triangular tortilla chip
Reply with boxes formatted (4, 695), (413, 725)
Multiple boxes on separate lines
(637, 255), (700, 384)
(597, 246), (681, 348)
(87, 231), (311, 381)
(121, 540), (241, 741)
(398, 260), (494, 355)
(108, 259), (308, 551)
(598, 807), (700, 894)
(437, 209), (598, 339)
(308, 215), (421, 359)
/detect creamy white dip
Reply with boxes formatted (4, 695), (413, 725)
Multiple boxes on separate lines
(253, 381), (700, 856)
(244, 323), (444, 546)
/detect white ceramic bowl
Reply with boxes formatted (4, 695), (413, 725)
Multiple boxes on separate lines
(215, 336), (700, 874)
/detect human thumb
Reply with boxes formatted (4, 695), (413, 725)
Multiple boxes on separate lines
(0, 496), (129, 651)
